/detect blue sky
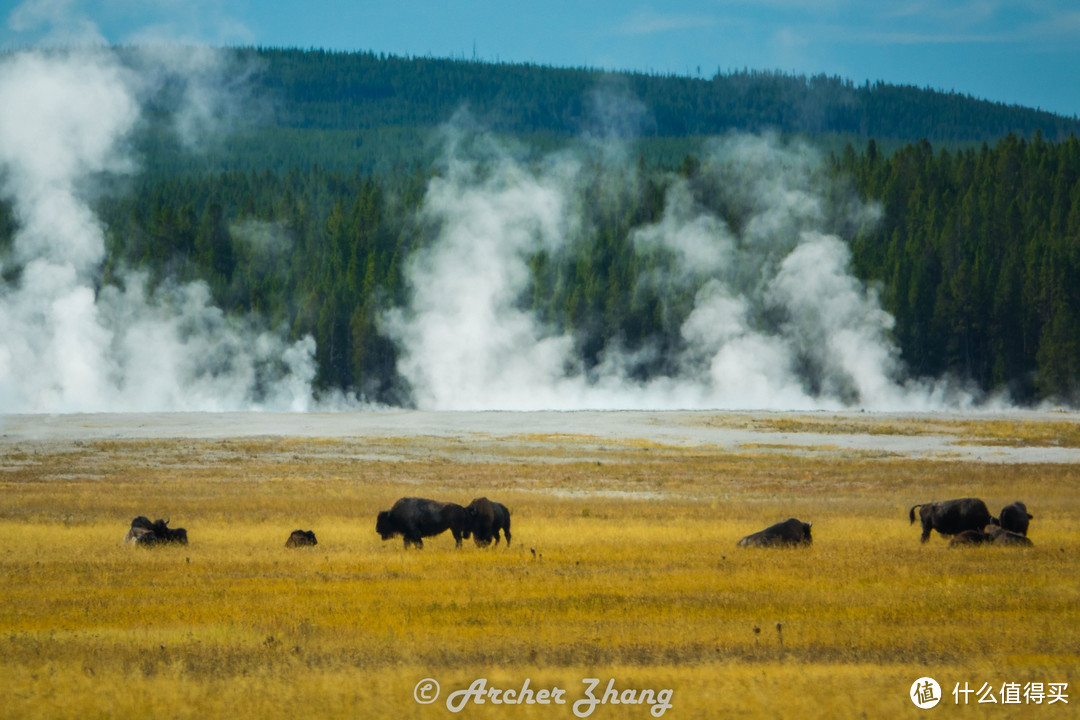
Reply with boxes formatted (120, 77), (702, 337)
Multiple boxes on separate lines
(3, 0), (1080, 117)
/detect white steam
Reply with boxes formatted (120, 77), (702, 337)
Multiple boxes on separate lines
(0, 47), (316, 413)
(387, 147), (584, 409)
(388, 130), (974, 411)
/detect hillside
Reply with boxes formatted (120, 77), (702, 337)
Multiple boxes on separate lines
(137, 47), (1080, 175)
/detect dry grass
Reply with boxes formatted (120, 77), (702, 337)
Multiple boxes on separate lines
(728, 412), (1080, 448)
(1, 421), (1078, 719)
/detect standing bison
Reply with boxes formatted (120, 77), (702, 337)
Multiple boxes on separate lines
(736, 518), (812, 548)
(286, 529), (318, 547)
(909, 498), (994, 543)
(465, 497), (512, 547)
(124, 516), (188, 546)
(998, 502), (1033, 536)
(375, 497), (469, 548)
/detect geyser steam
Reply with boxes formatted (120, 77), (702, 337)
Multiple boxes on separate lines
(0, 47), (316, 413)
(388, 130), (971, 411)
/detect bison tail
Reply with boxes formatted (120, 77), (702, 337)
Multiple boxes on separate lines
(908, 504), (922, 524)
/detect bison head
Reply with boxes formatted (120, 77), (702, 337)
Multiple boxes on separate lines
(375, 510), (395, 540)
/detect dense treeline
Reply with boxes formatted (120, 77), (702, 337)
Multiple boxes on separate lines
(844, 133), (1080, 401)
(241, 48), (1080, 142)
(96, 167), (430, 402)
(123, 47), (1080, 176)
(77, 131), (1080, 405)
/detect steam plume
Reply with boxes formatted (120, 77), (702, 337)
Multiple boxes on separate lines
(0, 46), (316, 413)
(388, 128), (974, 411)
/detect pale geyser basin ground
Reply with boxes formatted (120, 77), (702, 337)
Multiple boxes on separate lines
(5, 408), (1080, 463)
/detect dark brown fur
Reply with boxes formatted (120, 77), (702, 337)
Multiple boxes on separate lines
(465, 497), (512, 547)
(124, 516), (188, 546)
(998, 502), (1033, 536)
(909, 498), (994, 543)
(737, 518), (812, 548)
(987, 526), (1034, 546)
(949, 529), (990, 546)
(285, 529), (318, 547)
(375, 497), (469, 548)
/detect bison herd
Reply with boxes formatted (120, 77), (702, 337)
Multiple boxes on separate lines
(910, 498), (1035, 547)
(125, 496), (1034, 551)
(375, 496), (511, 548)
(123, 516), (188, 546)
(124, 495), (511, 551)
(736, 498), (1034, 549)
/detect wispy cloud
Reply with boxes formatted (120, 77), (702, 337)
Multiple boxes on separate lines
(757, 0), (1080, 47)
(4, 0), (254, 48)
(613, 9), (717, 37)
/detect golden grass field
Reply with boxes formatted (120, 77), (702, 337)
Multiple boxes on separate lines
(1, 412), (1078, 719)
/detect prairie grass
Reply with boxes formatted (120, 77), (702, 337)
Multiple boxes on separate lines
(1, 420), (1078, 719)
(735, 412), (1080, 447)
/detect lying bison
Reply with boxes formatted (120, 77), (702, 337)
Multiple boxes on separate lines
(375, 497), (469, 548)
(286, 529), (318, 547)
(465, 497), (512, 547)
(124, 516), (188, 546)
(949, 529), (990, 547)
(909, 498), (994, 543)
(949, 527), (1033, 547)
(987, 526), (1034, 546)
(737, 518), (812, 548)
(999, 502), (1033, 536)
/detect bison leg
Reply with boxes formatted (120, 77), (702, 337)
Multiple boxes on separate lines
(920, 519), (933, 543)
(452, 529), (463, 548)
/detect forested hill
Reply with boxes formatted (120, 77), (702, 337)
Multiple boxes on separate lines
(244, 48), (1079, 140)
(134, 47), (1080, 176)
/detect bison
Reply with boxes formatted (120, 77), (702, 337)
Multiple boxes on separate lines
(987, 526), (1034, 547)
(375, 497), (470, 548)
(124, 516), (188, 546)
(286, 529), (318, 547)
(909, 498), (994, 543)
(465, 497), (512, 547)
(949, 530), (990, 547)
(736, 518), (812, 548)
(998, 502), (1033, 536)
